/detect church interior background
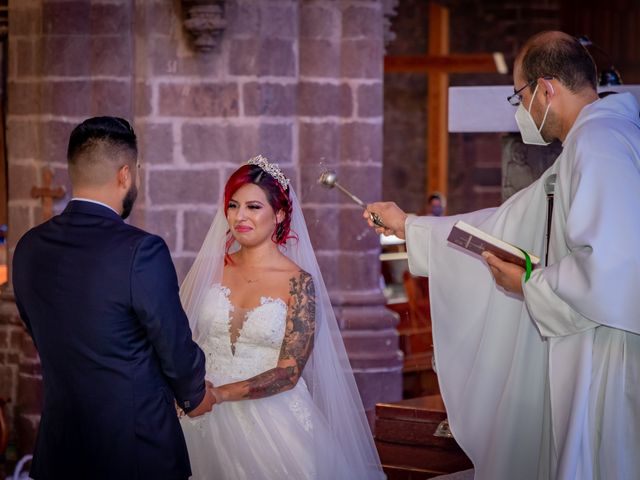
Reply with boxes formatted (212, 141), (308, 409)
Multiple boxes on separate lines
(0, 0), (638, 477)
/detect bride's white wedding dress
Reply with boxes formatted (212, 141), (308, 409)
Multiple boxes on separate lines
(180, 284), (352, 479)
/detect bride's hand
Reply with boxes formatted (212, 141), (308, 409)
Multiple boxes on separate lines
(211, 386), (225, 405)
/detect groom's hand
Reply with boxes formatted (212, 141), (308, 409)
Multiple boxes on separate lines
(187, 381), (216, 418)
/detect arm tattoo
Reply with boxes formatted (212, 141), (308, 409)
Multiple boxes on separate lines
(281, 271), (316, 372)
(243, 271), (316, 400)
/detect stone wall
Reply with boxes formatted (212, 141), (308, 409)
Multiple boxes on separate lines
(1, 0), (401, 457)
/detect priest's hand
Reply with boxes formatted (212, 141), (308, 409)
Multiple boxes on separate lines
(482, 252), (524, 296)
(363, 202), (408, 239)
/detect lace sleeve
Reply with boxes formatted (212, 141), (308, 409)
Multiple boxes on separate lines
(216, 271), (316, 402)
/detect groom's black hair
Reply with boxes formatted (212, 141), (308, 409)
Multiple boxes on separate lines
(67, 116), (137, 163)
(67, 116), (138, 186)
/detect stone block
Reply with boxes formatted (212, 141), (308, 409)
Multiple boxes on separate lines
(41, 120), (75, 165)
(42, 1), (90, 35)
(243, 82), (296, 117)
(299, 39), (340, 78)
(91, 80), (133, 119)
(229, 38), (295, 77)
(139, 122), (174, 165)
(340, 38), (383, 79)
(313, 251), (339, 288)
(9, 327), (22, 348)
(8, 206), (32, 248)
(299, 122), (340, 165)
(343, 5), (383, 39)
(182, 123), (258, 165)
(10, 7), (41, 36)
(336, 250), (380, 290)
(357, 83), (383, 117)
(297, 162), (339, 205)
(149, 35), (225, 77)
(143, 210), (178, 252)
(301, 206), (339, 251)
(15, 38), (41, 77)
(148, 169), (219, 206)
(0, 365), (14, 398)
(42, 35), (91, 76)
(8, 81), (42, 115)
(226, 0), (260, 37)
(337, 304), (399, 331)
(0, 301), (22, 326)
(7, 121), (39, 160)
(0, 328), (6, 348)
(298, 82), (352, 117)
(19, 334), (42, 360)
(135, 82), (152, 117)
(341, 328), (400, 360)
(8, 164), (37, 201)
(340, 122), (382, 164)
(16, 412), (39, 456)
(338, 205), (379, 251)
(258, 123), (293, 165)
(90, 3), (133, 35)
(339, 163), (383, 202)
(42, 80), (91, 116)
(172, 255), (196, 285)
(183, 209), (217, 253)
(91, 35), (133, 77)
(259, 4), (297, 39)
(145, 0), (176, 35)
(17, 373), (43, 415)
(159, 83), (239, 117)
(300, 4), (338, 39)
(472, 166), (501, 186)
(353, 369), (402, 411)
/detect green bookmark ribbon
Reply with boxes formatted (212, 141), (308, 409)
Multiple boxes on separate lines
(517, 248), (533, 282)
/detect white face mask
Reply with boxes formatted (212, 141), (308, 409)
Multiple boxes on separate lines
(515, 84), (551, 146)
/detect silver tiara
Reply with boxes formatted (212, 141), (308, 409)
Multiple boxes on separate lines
(246, 155), (290, 190)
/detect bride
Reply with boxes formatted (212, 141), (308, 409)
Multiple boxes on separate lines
(179, 155), (385, 479)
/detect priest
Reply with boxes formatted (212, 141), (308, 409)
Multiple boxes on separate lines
(365, 31), (640, 480)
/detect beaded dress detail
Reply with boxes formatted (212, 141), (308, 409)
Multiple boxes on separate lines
(180, 284), (350, 479)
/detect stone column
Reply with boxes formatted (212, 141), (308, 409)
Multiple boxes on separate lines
(297, 2), (402, 413)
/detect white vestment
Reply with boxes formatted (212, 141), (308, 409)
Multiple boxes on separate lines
(405, 93), (640, 480)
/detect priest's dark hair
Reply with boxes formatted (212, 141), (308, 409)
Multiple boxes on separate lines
(67, 116), (138, 186)
(520, 31), (598, 93)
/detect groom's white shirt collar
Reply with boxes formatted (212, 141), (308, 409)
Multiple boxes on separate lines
(71, 197), (119, 216)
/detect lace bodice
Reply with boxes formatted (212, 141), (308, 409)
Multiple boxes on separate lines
(199, 284), (288, 385)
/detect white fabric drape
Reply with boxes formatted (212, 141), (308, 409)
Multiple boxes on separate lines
(406, 93), (640, 480)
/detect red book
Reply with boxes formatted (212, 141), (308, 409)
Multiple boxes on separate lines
(447, 221), (540, 269)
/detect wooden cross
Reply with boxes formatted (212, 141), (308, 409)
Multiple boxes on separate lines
(31, 167), (65, 221)
(384, 2), (508, 201)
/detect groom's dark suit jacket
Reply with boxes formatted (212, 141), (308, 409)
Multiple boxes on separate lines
(13, 200), (206, 480)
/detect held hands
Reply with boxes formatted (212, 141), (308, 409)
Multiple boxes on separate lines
(363, 202), (408, 239)
(187, 380), (217, 418)
(482, 252), (525, 296)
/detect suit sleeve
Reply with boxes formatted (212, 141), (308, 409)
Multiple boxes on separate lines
(12, 240), (36, 346)
(130, 235), (206, 413)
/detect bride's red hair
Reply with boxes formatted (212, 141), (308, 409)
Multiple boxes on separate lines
(223, 164), (296, 261)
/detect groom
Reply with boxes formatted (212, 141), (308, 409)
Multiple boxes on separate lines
(13, 116), (215, 479)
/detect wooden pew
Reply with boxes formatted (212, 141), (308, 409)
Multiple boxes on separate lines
(375, 395), (472, 479)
